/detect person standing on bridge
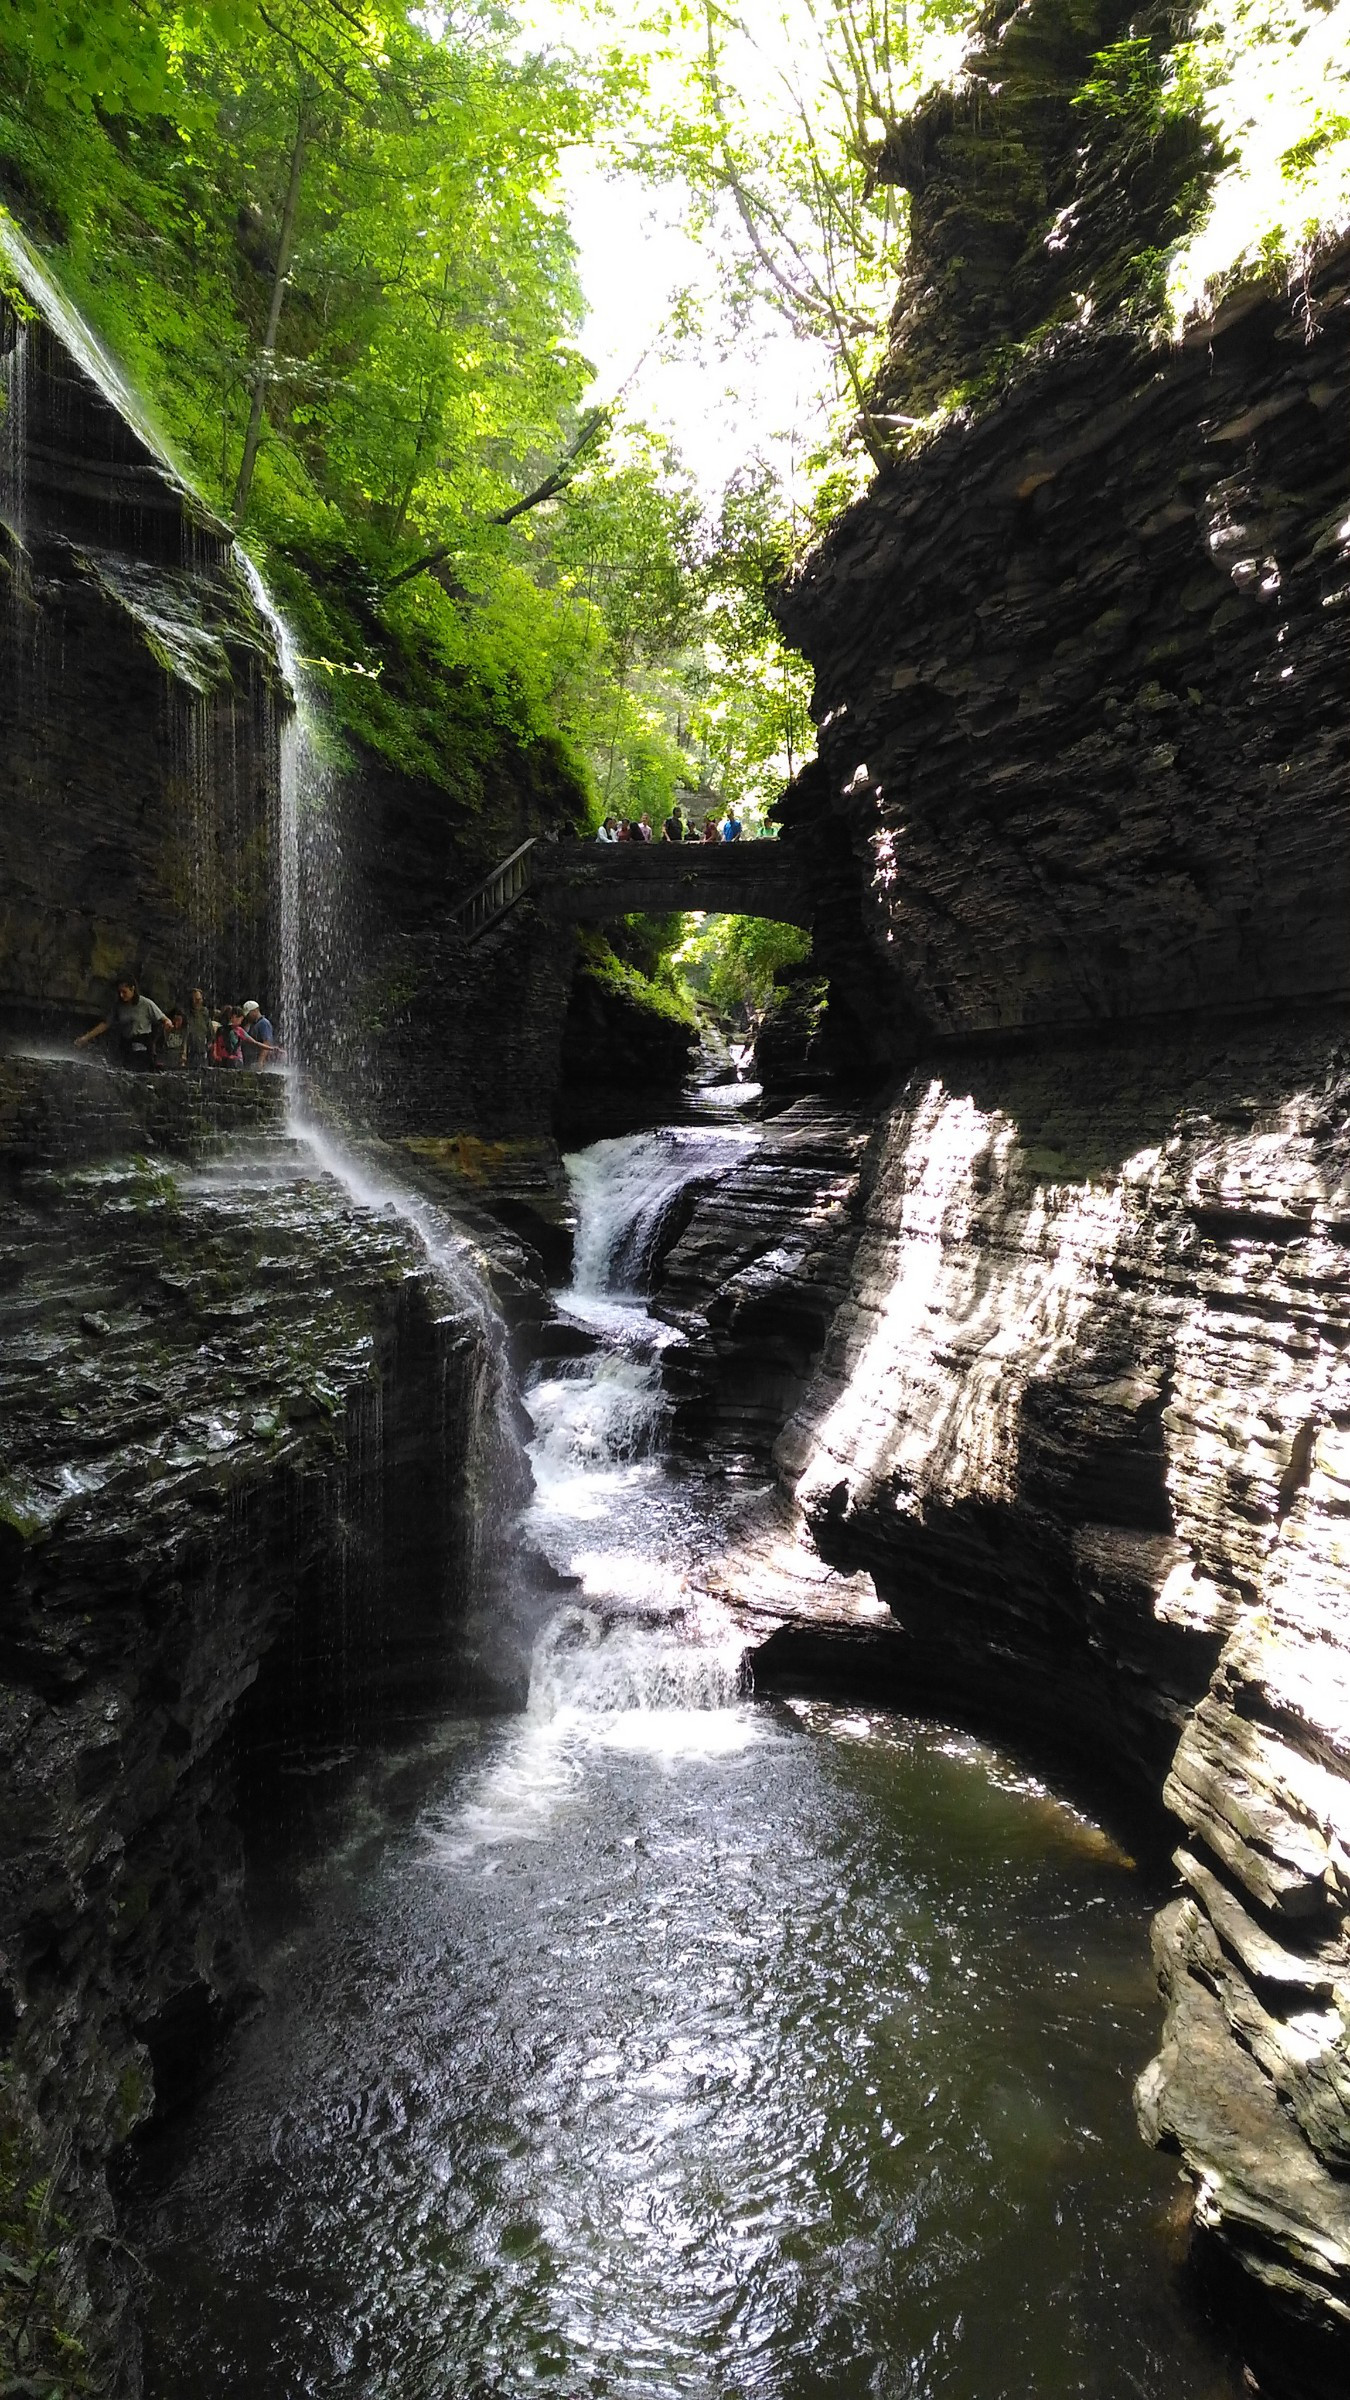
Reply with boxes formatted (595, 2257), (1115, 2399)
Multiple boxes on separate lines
(637, 814), (653, 842)
(721, 807), (744, 843)
(700, 814), (719, 843)
(661, 805), (686, 842)
(595, 816), (619, 843)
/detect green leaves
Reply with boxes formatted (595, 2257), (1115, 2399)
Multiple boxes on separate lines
(0, 0), (822, 826)
(0, 2090), (88, 2400)
(607, 0), (975, 458)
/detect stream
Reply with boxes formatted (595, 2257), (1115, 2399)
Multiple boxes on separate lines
(124, 1114), (1242, 2400)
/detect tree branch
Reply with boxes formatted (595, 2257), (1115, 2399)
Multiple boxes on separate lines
(379, 406), (612, 593)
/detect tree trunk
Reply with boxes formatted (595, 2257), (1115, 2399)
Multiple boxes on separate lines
(232, 92), (309, 531)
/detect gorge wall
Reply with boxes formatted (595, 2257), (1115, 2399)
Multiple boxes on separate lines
(0, 232), (555, 2390)
(0, 1058), (532, 2389)
(0, 222), (281, 1038)
(652, 242), (1350, 2378)
(0, 214), (620, 1255)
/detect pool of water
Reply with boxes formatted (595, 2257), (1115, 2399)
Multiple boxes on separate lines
(128, 1687), (1238, 2400)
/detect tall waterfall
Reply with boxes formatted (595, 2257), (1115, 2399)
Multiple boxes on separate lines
(234, 556), (312, 1068)
(234, 558), (528, 1586)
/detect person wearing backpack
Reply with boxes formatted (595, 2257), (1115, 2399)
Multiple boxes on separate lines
(209, 1008), (246, 1068)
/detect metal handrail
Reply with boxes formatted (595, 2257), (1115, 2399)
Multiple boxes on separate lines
(450, 838), (537, 942)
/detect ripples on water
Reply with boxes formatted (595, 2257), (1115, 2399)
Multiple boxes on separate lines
(130, 1692), (1238, 2399)
(126, 1123), (1241, 2398)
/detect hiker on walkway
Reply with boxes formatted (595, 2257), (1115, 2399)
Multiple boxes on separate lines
(156, 1007), (188, 1069)
(661, 806), (686, 843)
(240, 1002), (274, 1067)
(75, 979), (167, 1071)
(721, 807), (744, 843)
(700, 815), (720, 843)
(637, 814), (654, 843)
(595, 816), (619, 844)
(209, 1007), (247, 1069)
(184, 989), (212, 1069)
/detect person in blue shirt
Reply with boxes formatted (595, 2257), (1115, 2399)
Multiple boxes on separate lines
(721, 809), (743, 842)
(240, 1001), (275, 1066)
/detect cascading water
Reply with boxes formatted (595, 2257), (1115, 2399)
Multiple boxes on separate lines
(1, 296), (37, 789)
(229, 558), (528, 1596)
(235, 553), (309, 1062)
(517, 1118), (763, 1756)
(0, 307), (27, 549)
(0, 214), (172, 461)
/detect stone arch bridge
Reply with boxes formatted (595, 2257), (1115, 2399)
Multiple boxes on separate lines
(452, 837), (809, 943)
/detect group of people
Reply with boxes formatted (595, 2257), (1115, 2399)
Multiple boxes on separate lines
(595, 804), (749, 844)
(75, 981), (277, 1073)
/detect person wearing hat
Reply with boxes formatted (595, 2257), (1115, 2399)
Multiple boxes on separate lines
(240, 1001), (274, 1067)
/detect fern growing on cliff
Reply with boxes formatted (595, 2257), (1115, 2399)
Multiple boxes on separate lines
(0, 2091), (89, 2400)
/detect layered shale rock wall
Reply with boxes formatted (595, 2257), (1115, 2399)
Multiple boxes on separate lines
(0, 1060), (525, 2389)
(0, 225), (601, 1248)
(776, 244), (1350, 1046)
(663, 245), (1350, 2373)
(0, 242), (554, 2388)
(0, 223), (281, 1036)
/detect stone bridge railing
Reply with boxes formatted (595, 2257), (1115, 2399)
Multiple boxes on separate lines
(450, 835), (809, 944)
(535, 839), (806, 925)
(456, 837), (810, 941)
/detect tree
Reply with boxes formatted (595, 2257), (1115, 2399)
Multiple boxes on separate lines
(537, 429), (699, 800)
(618, 0), (975, 459)
(683, 466), (813, 819)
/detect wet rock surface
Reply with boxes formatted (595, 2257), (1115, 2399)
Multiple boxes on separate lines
(653, 1098), (874, 1469)
(0, 227), (282, 1035)
(750, 230), (1350, 2373)
(672, 1015), (1350, 2373)
(0, 1063), (521, 2387)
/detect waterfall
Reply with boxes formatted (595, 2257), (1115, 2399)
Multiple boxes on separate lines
(230, 556), (529, 1607)
(1, 306), (37, 780)
(527, 1599), (747, 1720)
(0, 308), (28, 552)
(0, 215), (172, 466)
(234, 554), (307, 1065)
(515, 1120), (761, 1755)
(569, 1123), (761, 1295)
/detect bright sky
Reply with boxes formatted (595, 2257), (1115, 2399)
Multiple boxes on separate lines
(521, 0), (1350, 494)
(556, 155), (832, 500)
(515, 0), (839, 504)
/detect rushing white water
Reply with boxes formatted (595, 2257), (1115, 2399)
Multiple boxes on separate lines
(228, 562), (529, 1578)
(195, 547), (757, 1735)
(491, 1117), (763, 1807)
(568, 1123), (753, 1295)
